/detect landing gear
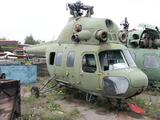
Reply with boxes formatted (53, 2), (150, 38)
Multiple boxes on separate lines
(106, 98), (126, 111)
(30, 75), (61, 97)
(31, 86), (39, 98)
(86, 92), (93, 101)
(117, 99), (123, 110)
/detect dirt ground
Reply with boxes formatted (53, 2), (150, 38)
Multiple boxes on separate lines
(21, 78), (156, 120)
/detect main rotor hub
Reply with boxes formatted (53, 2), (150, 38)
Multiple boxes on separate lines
(66, 1), (94, 17)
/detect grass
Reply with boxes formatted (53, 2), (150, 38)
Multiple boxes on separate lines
(17, 57), (160, 120)
(89, 101), (100, 109)
(21, 82), (84, 120)
(133, 96), (160, 118)
(22, 80), (160, 120)
(56, 87), (160, 119)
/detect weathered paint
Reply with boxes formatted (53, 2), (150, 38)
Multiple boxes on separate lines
(0, 65), (37, 84)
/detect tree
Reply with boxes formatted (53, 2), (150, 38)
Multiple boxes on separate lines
(24, 34), (40, 45)
(0, 37), (7, 40)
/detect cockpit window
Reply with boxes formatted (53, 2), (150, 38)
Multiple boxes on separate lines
(82, 54), (97, 73)
(124, 50), (137, 67)
(99, 50), (128, 71)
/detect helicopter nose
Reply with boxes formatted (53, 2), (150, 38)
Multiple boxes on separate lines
(129, 70), (148, 88)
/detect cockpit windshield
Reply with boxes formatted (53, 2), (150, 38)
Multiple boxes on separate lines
(99, 50), (128, 71)
(124, 49), (137, 67)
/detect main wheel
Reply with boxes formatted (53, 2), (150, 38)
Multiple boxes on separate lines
(31, 86), (39, 98)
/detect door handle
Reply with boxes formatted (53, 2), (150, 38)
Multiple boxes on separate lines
(96, 73), (102, 75)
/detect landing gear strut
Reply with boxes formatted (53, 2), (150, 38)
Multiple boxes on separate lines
(117, 99), (123, 110)
(31, 75), (61, 97)
(106, 98), (126, 111)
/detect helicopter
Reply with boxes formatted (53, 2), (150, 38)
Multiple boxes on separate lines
(24, 1), (148, 113)
(119, 17), (160, 85)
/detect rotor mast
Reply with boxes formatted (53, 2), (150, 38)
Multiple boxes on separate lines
(66, 1), (94, 17)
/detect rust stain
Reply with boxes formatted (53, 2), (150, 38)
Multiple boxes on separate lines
(3, 113), (7, 117)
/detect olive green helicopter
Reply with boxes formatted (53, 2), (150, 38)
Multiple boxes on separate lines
(24, 1), (148, 113)
(119, 18), (160, 86)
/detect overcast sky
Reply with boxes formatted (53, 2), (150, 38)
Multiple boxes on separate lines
(0, 0), (160, 44)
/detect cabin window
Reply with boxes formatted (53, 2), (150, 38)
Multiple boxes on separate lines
(56, 52), (63, 66)
(99, 50), (128, 71)
(67, 52), (75, 67)
(144, 55), (159, 68)
(49, 52), (55, 65)
(82, 54), (97, 73)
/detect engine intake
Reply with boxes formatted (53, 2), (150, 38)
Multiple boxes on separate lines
(118, 31), (127, 43)
(72, 30), (91, 42)
(95, 30), (108, 42)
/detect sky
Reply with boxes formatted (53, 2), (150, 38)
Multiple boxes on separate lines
(0, 0), (160, 44)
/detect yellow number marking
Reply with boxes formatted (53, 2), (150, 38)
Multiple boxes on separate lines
(62, 31), (69, 41)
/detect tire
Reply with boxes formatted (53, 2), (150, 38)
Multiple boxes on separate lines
(31, 86), (39, 98)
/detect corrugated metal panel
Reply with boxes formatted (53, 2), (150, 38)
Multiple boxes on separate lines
(0, 65), (37, 84)
(0, 62), (21, 66)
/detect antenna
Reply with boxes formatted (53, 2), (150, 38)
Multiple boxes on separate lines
(120, 17), (129, 31)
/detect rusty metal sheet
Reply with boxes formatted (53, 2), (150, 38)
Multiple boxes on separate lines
(0, 79), (21, 120)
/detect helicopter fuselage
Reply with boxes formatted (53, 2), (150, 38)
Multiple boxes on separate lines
(24, 0), (151, 112)
(128, 48), (160, 83)
(24, 17), (148, 99)
(119, 23), (160, 83)
(45, 42), (148, 99)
